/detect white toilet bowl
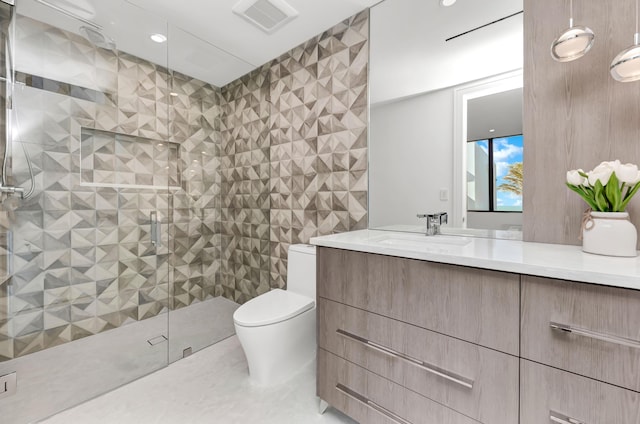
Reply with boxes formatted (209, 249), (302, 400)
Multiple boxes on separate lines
(234, 289), (316, 386)
(233, 244), (317, 386)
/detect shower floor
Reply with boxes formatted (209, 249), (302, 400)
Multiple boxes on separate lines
(168, 296), (239, 362)
(41, 335), (356, 424)
(0, 296), (239, 424)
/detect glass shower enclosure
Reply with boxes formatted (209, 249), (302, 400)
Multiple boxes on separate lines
(0, 1), (233, 422)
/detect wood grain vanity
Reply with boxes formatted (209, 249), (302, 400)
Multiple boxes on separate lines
(314, 243), (640, 424)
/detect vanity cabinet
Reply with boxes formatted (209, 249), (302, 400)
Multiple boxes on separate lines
(521, 275), (640, 392)
(316, 246), (640, 424)
(316, 247), (520, 424)
(520, 275), (640, 424)
(318, 349), (481, 424)
(520, 360), (640, 424)
(317, 247), (520, 355)
(318, 298), (519, 424)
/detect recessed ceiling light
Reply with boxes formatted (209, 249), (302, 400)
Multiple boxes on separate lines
(169, 92), (178, 97)
(440, 0), (456, 6)
(150, 33), (167, 43)
(489, 128), (496, 133)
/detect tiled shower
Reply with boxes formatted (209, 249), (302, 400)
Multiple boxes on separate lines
(0, 1), (368, 422)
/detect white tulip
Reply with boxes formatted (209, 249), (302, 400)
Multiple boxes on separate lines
(598, 160), (621, 174)
(617, 162), (639, 184)
(592, 161), (614, 173)
(630, 170), (640, 185)
(566, 169), (586, 185)
(588, 166), (614, 186)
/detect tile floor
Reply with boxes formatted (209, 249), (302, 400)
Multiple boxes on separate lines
(41, 335), (357, 424)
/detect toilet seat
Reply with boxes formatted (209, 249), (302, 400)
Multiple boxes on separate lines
(233, 289), (315, 328)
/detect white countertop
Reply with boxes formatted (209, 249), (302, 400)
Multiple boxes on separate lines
(310, 229), (640, 290)
(373, 224), (523, 240)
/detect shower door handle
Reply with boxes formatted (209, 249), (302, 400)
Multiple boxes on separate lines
(150, 211), (161, 248)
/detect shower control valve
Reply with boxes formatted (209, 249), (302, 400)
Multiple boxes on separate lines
(0, 185), (24, 198)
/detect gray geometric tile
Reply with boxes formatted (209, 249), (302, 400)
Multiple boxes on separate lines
(266, 10), (369, 289)
(1, 10), (368, 361)
(0, 15), (224, 361)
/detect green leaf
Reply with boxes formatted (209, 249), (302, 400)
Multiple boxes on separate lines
(593, 180), (609, 211)
(566, 183), (599, 210)
(605, 172), (622, 211)
(620, 181), (640, 211)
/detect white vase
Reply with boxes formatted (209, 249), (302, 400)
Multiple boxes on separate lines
(582, 211), (638, 257)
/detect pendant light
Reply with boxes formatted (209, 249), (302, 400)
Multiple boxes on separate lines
(610, 0), (640, 82)
(551, 0), (595, 62)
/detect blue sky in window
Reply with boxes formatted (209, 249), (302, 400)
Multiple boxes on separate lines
(494, 135), (523, 210)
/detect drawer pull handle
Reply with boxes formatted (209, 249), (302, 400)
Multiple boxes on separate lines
(550, 322), (640, 349)
(336, 329), (474, 389)
(550, 411), (586, 424)
(336, 383), (412, 424)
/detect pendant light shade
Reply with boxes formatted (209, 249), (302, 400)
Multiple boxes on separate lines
(551, 0), (595, 62)
(610, 0), (640, 82)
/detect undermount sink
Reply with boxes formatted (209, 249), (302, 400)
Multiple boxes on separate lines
(372, 233), (472, 248)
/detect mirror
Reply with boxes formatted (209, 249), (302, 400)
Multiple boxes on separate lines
(368, 0), (523, 238)
(464, 85), (523, 230)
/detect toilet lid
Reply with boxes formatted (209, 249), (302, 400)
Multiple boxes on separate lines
(233, 289), (315, 327)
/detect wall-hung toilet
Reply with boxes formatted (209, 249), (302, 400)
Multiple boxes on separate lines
(233, 244), (317, 386)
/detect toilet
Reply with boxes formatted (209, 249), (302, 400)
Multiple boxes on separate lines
(233, 244), (317, 386)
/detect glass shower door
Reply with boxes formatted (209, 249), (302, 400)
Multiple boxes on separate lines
(0, 1), (172, 421)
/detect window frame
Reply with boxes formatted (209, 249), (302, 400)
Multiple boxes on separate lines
(466, 134), (523, 213)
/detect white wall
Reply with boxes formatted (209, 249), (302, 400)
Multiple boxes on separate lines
(369, 88), (454, 228)
(369, 77), (524, 231)
(370, 0), (523, 104)
(467, 142), (490, 210)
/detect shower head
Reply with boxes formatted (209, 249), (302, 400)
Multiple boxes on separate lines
(79, 26), (116, 50)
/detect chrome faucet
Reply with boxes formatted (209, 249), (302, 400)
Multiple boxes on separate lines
(417, 212), (448, 236)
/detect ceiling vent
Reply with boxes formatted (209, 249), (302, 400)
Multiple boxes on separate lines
(232, 0), (298, 34)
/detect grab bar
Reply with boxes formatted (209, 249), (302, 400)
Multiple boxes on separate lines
(150, 211), (161, 247)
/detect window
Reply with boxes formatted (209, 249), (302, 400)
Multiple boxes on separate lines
(467, 135), (523, 212)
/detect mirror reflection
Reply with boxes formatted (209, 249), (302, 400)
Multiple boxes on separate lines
(466, 87), (523, 230)
(368, 0), (523, 238)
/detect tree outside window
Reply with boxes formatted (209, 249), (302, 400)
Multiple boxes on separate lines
(467, 135), (523, 212)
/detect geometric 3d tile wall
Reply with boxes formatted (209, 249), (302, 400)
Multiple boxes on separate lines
(0, 16), (221, 362)
(80, 128), (180, 188)
(219, 10), (368, 302)
(0, 10), (368, 361)
(267, 10), (369, 291)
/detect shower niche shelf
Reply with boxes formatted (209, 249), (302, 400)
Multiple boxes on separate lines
(80, 127), (181, 190)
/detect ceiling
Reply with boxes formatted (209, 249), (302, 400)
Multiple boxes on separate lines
(16, 0), (379, 87)
(370, 0), (523, 104)
(15, 0), (523, 93)
(467, 88), (523, 141)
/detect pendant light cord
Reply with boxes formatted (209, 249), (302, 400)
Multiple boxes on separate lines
(636, 0), (639, 45)
(569, 0), (574, 28)
(636, 0), (639, 40)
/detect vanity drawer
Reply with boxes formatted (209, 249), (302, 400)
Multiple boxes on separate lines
(318, 298), (519, 424)
(520, 359), (640, 424)
(521, 275), (640, 392)
(318, 349), (481, 424)
(317, 247), (520, 355)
